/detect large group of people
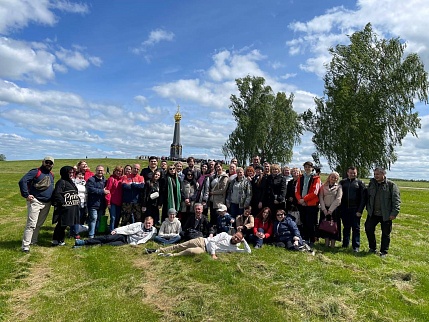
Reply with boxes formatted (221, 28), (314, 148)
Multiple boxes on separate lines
(18, 155), (401, 259)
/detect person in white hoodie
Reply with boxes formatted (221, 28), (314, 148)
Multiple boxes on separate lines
(74, 216), (157, 247)
(154, 208), (182, 244)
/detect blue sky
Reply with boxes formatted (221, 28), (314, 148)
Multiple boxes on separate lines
(1, 0), (428, 180)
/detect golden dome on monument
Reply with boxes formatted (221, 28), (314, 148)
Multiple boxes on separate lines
(174, 105), (182, 121)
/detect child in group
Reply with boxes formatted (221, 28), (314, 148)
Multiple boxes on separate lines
(216, 204), (235, 235)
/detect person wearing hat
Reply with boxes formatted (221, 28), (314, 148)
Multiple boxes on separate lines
(154, 208), (182, 244)
(19, 156), (55, 252)
(215, 204), (235, 235)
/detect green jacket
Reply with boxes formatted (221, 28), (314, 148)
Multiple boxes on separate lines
(366, 178), (400, 221)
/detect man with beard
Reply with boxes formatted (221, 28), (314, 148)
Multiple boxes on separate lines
(19, 156), (55, 253)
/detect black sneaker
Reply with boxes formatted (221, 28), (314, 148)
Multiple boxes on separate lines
(380, 252), (387, 258)
(145, 248), (158, 254)
(368, 248), (377, 254)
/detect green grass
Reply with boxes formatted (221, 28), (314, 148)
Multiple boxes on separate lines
(1, 159), (429, 321)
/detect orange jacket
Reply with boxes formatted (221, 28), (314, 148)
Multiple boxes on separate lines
(295, 174), (321, 207)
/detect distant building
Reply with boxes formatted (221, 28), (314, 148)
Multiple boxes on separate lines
(170, 105), (182, 160)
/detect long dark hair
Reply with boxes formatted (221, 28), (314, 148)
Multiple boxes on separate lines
(256, 207), (272, 222)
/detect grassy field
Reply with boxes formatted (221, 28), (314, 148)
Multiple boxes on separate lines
(0, 159), (428, 322)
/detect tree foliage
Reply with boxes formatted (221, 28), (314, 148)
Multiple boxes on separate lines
(303, 23), (428, 177)
(223, 75), (302, 165)
(0, 154), (6, 161)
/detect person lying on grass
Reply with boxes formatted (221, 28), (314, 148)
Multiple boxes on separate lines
(74, 216), (157, 247)
(145, 231), (251, 259)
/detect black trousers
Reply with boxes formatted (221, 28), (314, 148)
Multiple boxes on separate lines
(365, 215), (392, 254)
(84, 234), (128, 246)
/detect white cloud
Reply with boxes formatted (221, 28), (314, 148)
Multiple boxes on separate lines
(0, 37), (56, 83)
(0, 0), (89, 34)
(131, 28), (175, 54)
(0, 38), (101, 83)
(286, 0), (429, 77)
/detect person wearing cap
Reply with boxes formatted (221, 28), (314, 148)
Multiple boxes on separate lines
(19, 156), (55, 253)
(365, 167), (400, 258)
(295, 161), (322, 247)
(215, 204), (235, 235)
(74, 216), (157, 247)
(154, 208), (182, 244)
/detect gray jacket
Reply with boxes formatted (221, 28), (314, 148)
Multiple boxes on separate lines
(366, 178), (400, 221)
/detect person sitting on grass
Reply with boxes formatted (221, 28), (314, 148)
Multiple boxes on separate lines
(250, 207), (273, 249)
(272, 209), (308, 251)
(74, 216), (157, 247)
(146, 231), (251, 259)
(215, 204), (235, 235)
(154, 208), (182, 244)
(235, 205), (255, 240)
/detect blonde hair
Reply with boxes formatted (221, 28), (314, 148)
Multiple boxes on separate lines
(270, 164), (281, 173)
(324, 171), (339, 185)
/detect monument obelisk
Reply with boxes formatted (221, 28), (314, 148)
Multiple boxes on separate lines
(169, 105), (182, 159)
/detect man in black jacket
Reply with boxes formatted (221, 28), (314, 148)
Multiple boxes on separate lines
(339, 166), (366, 252)
(181, 203), (214, 240)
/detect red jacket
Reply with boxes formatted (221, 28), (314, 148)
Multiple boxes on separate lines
(295, 174), (321, 207)
(105, 174), (123, 206)
(253, 218), (273, 239)
(84, 169), (94, 181)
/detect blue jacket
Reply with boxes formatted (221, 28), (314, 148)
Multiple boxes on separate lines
(19, 167), (54, 202)
(217, 213), (234, 233)
(86, 175), (106, 209)
(273, 216), (301, 243)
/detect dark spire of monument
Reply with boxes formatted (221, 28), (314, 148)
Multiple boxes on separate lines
(170, 105), (182, 159)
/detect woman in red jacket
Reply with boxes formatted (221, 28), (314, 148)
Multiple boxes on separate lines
(251, 207), (273, 249)
(105, 165), (123, 231)
(295, 161), (321, 247)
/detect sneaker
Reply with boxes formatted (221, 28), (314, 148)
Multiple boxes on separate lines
(254, 245), (261, 249)
(157, 252), (166, 256)
(58, 241), (66, 246)
(164, 253), (173, 257)
(353, 247), (360, 253)
(51, 240), (59, 246)
(145, 248), (158, 254)
(22, 247), (30, 253)
(380, 252), (387, 258)
(299, 243), (312, 252)
(368, 249), (377, 254)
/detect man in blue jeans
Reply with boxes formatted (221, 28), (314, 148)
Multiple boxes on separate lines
(339, 166), (366, 252)
(86, 165), (109, 238)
